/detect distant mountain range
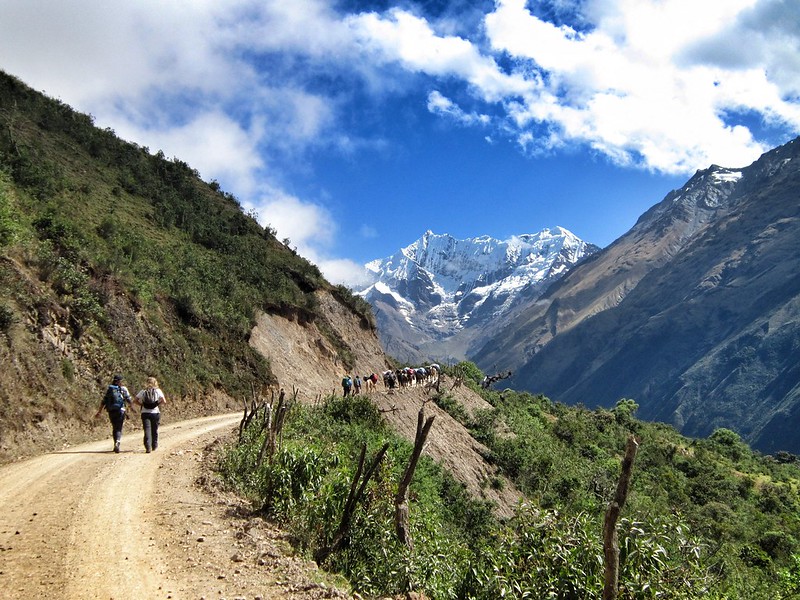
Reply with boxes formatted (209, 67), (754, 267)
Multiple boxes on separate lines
(357, 227), (598, 364)
(361, 137), (800, 454)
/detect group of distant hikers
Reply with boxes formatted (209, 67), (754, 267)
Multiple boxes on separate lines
(341, 364), (440, 396)
(94, 373), (166, 453)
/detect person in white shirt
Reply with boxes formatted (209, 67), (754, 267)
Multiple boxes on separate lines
(133, 376), (166, 453)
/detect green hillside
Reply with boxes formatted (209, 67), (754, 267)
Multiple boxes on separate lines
(0, 70), (372, 457)
(223, 364), (800, 599)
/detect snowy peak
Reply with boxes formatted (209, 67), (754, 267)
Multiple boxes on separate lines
(366, 227), (591, 295)
(358, 227), (598, 362)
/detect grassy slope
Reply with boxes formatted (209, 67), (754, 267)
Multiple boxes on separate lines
(0, 70), (373, 458)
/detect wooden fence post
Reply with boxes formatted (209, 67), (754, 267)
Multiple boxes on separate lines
(395, 408), (435, 550)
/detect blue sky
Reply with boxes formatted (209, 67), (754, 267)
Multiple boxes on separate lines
(1, 0), (799, 285)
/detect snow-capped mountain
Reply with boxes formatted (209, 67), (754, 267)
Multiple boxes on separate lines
(357, 227), (598, 363)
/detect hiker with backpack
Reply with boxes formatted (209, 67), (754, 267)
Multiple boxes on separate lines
(133, 376), (166, 453)
(95, 373), (133, 453)
(342, 374), (353, 397)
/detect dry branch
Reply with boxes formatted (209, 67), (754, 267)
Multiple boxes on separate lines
(395, 408), (435, 550)
(314, 441), (389, 564)
(603, 435), (640, 600)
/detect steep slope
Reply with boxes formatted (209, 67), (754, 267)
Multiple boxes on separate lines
(360, 228), (597, 363)
(476, 137), (800, 453)
(475, 165), (743, 373)
(0, 71), (372, 458)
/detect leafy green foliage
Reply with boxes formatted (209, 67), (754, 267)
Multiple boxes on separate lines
(0, 171), (22, 248)
(0, 70), (375, 397)
(467, 389), (800, 598)
(447, 361), (485, 387)
(218, 384), (800, 599)
(220, 396), (485, 599)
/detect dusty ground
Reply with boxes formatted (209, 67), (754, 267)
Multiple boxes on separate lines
(0, 413), (354, 600)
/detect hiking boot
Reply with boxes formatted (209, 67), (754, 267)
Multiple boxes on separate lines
(145, 447), (151, 453)
(114, 441), (120, 453)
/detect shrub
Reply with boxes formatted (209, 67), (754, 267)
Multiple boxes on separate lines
(449, 361), (484, 386)
(433, 393), (469, 424)
(0, 303), (14, 333)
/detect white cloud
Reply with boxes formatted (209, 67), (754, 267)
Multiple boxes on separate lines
(253, 193), (333, 252)
(348, 8), (532, 101)
(2, 0), (799, 282)
(427, 91), (490, 126)
(315, 257), (373, 288)
(483, 0), (800, 173)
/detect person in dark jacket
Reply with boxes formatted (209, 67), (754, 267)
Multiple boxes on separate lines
(95, 373), (133, 453)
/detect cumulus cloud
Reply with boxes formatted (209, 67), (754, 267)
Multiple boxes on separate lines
(2, 0), (799, 284)
(348, 8), (532, 101)
(315, 257), (374, 288)
(252, 193), (333, 253)
(482, 0), (799, 172)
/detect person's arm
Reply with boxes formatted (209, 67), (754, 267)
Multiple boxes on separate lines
(95, 387), (106, 418)
(157, 388), (167, 406)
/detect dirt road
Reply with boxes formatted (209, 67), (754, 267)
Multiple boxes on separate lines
(0, 414), (348, 600)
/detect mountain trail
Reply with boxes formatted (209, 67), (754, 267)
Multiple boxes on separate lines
(0, 413), (351, 600)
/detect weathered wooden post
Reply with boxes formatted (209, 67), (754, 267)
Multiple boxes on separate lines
(395, 407), (435, 550)
(603, 435), (639, 600)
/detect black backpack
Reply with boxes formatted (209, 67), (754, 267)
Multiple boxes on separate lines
(141, 388), (160, 409)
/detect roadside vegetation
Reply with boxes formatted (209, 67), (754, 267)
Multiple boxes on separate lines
(220, 362), (800, 599)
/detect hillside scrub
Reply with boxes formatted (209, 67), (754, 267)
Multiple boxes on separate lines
(220, 363), (800, 599)
(220, 392), (741, 599)
(0, 70), (376, 457)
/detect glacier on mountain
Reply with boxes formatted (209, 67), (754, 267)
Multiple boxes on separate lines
(357, 227), (598, 348)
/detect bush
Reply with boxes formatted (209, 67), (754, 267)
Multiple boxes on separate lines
(0, 303), (14, 333)
(433, 393), (469, 424)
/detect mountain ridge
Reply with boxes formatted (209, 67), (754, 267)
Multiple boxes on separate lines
(474, 137), (800, 453)
(358, 227), (598, 364)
